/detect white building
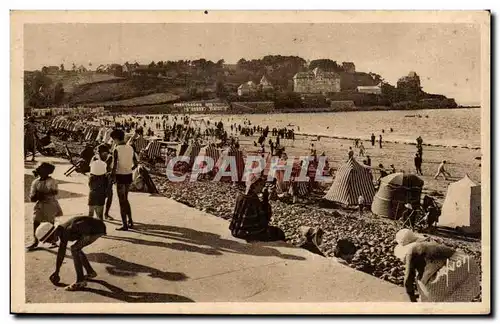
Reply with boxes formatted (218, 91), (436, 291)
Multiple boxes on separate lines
(357, 83), (382, 95)
(293, 68), (341, 94)
(237, 81), (258, 96)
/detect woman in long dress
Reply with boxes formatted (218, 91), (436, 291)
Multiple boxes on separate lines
(229, 173), (284, 242)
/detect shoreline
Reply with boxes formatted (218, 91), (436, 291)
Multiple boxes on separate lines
(294, 132), (481, 150)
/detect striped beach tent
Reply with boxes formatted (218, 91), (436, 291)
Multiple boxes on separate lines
(184, 142), (202, 167)
(216, 146), (245, 182)
(198, 143), (220, 166)
(324, 158), (375, 206)
(273, 157), (293, 194)
(127, 136), (149, 154)
(143, 140), (163, 161)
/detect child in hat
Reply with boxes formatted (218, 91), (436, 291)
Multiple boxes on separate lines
(88, 144), (112, 220)
(35, 216), (106, 291)
(27, 162), (62, 251)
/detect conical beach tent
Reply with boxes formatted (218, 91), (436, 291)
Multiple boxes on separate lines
(324, 158), (375, 206)
(439, 175), (481, 234)
(371, 173), (424, 219)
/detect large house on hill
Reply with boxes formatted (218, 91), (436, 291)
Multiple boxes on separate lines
(293, 68), (341, 94)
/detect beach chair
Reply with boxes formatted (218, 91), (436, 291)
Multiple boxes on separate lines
(63, 144), (92, 177)
(140, 140), (164, 165)
(401, 205), (428, 231)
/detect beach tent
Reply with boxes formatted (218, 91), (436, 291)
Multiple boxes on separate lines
(439, 175), (481, 234)
(198, 143), (220, 166)
(371, 173), (424, 219)
(184, 142), (202, 167)
(216, 146), (245, 182)
(324, 158), (375, 206)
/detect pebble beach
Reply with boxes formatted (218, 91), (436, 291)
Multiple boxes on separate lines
(46, 110), (482, 301)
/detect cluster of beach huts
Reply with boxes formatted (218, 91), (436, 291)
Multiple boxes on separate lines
(172, 101), (230, 113)
(27, 106), (105, 117)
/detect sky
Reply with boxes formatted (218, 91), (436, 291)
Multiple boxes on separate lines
(24, 23), (482, 105)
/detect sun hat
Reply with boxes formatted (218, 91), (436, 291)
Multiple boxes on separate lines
(394, 229), (420, 246)
(35, 222), (57, 243)
(393, 229), (425, 261)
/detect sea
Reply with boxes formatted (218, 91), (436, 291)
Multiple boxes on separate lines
(200, 108), (481, 149)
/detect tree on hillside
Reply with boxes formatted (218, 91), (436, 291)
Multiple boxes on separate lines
(216, 59), (225, 68)
(53, 82), (65, 105)
(24, 71), (53, 108)
(72, 63), (76, 71)
(215, 80), (227, 99)
(369, 72), (383, 84)
(149, 61), (156, 68)
(60, 64), (65, 72)
(309, 59), (341, 72)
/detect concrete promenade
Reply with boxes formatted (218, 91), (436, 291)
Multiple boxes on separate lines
(23, 157), (408, 304)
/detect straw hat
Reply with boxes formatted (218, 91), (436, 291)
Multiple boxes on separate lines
(393, 229), (425, 261)
(35, 222), (57, 243)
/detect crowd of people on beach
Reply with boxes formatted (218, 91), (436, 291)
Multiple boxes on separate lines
(23, 111), (474, 301)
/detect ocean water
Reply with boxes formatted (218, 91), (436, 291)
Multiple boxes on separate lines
(204, 108), (481, 149)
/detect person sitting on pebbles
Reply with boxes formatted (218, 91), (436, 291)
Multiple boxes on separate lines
(394, 229), (480, 302)
(298, 226), (325, 257)
(36, 216), (107, 291)
(229, 172), (285, 242)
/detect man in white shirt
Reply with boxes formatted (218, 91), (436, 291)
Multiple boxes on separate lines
(110, 129), (138, 231)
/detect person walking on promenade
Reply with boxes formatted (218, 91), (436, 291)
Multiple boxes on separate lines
(434, 160), (451, 180)
(110, 129), (138, 231)
(37, 216), (107, 291)
(379, 134), (383, 149)
(371, 133), (376, 146)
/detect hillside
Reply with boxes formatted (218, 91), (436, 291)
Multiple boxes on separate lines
(25, 56), (457, 111)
